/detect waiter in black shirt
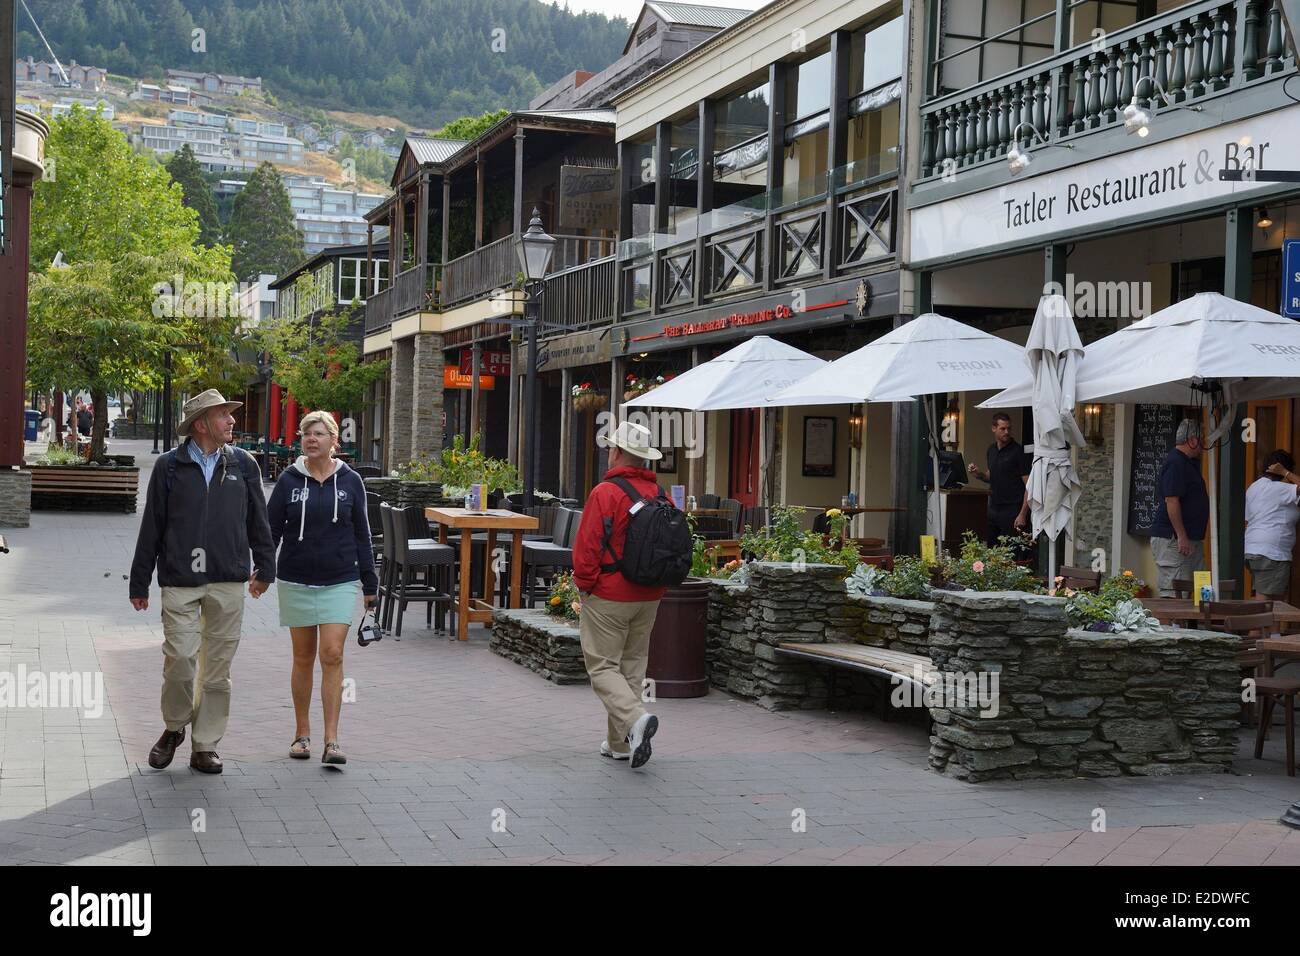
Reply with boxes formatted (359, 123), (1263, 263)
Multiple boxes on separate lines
(967, 412), (1031, 548)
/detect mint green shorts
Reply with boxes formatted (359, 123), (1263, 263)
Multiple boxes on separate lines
(277, 580), (361, 628)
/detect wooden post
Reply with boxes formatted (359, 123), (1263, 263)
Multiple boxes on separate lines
(560, 366), (573, 498)
(475, 150), (485, 248)
(695, 98), (715, 307)
(441, 174), (451, 264)
(688, 345), (707, 498)
(416, 173), (429, 267)
(653, 120), (671, 233)
(470, 340), (482, 436)
(764, 61), (788, 293)
(513, 128), (526, 238)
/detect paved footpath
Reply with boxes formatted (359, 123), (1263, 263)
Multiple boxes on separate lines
(2, 440), (1300, 865)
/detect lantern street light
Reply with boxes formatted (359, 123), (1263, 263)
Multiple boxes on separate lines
(516, 208), (555, 507)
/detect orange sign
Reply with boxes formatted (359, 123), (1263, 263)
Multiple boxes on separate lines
(443, 367), (495, 390)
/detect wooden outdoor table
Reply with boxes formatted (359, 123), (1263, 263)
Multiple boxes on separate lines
(426, 507), (539, 642)
(686, 507), (727, 516)
(835, 506), (905, 515)
(1143, 599), (1300, 628)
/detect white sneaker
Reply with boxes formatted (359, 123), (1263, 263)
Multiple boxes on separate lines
(600, 741), (630, 760)
(626, 713), (658, 769)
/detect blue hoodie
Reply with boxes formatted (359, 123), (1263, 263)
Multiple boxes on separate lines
(267, 456), (378, 595)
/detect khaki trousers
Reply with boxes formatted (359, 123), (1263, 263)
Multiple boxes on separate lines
(579, 592), (660, 752)
(1151, 535), (1205, 597)
(159, 582), (246, 749)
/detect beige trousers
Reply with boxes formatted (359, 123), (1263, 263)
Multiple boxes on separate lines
(1151, 535), (1206, 597)
(579, 592), (660, 752)
(160, 582), (246, 749)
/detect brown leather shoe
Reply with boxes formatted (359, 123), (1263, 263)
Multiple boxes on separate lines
(189, 750), (223, 774)
(147, 728), (185, 769)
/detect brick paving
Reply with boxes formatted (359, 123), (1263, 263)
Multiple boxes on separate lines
(2, 439), (1300, 865)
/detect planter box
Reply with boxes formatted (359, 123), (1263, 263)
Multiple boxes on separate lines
(28, 463), (139, 514)
(490, 608), (589, 684)
(362, 478), (454, 511)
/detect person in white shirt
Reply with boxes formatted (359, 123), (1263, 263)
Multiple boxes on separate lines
(1244, 449), (1300, 601)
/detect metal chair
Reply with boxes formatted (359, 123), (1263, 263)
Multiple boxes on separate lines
(378, 502), (455, 638)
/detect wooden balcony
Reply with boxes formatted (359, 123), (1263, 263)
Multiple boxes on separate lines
(542, 255), (616, 333)
(364, 285), (393, 335)
(441, 235), (518, 309)
(620, 182), (897, 319)
(919, 0), (1295, 180)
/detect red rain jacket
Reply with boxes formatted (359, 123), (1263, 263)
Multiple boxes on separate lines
(572, 465), (670, 603)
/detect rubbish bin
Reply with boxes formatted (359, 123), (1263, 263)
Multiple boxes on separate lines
(646, 578), (711, 698)
(23, 409), (41, 441)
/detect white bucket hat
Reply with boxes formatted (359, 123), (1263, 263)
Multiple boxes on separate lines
(599, 420), (663, 461)
(177, 388), (242, 437)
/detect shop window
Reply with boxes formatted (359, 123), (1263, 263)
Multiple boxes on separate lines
(846, 98), (900, 181)
(621, 130), (656, 241)
(781, 121), (828, 206)
(849, 14), (905, 95)
(338, 257), (363, 303)
(785, 49), (832, 120)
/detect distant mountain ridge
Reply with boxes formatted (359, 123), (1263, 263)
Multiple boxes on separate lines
(18, 0), (629, 125)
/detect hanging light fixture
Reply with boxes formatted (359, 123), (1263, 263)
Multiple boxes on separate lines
(848, 404), (864, 449)
(1124, 76), (1203, 138)
(1083, 404), (1104, 445)
(1006, 122), (1073, 176)
(1257, 206), (1274, 229)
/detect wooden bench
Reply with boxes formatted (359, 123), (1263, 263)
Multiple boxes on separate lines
(29, 466), (139, 513)
(775, 641), (935, 720)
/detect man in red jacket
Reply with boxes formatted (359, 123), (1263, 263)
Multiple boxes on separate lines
(572, 421), (667, 768)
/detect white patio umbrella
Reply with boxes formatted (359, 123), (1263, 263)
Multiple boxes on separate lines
(624, 335), (827, 516)
(770, 313), (1030, 551)
(985, 292), (1300, 593)
(1023, 295), (1085, 586)
(623, 335), (826, 411)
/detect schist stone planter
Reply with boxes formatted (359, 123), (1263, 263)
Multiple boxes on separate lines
(925, 590), (1241, 782)
(843, 593), (935, 656)
(362, 478), (453, 510)
(490, 609), (589, 685)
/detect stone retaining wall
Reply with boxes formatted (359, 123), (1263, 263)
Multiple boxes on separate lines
(842, 594), (935, 655)
(925, 590), (1240, 781)
(490, 609), (589, 685)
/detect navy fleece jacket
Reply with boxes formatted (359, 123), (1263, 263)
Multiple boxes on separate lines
(267, 457), (378, 595)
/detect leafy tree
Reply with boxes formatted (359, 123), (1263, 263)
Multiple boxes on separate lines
(435, 108), (510, 142)
(166, 144), (222, 246)
(257, 275), (388, 417)
(225, 161), (304, 281)
(28, 107), (238, 460)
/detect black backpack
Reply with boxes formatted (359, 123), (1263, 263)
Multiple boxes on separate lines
(599, 476), (692, 587)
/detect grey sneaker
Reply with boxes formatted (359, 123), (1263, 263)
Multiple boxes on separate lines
(626, 713), (658, 769)
(600, 740), (630, 760)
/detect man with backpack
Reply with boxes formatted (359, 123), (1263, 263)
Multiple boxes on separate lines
(572, 421), (692, 769)
(129, 389), (276, 774)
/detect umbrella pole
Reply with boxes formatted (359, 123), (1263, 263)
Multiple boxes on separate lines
(929, 396), (944, 554)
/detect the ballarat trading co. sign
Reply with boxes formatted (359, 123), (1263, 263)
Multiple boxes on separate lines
(559, 165), (618, 231)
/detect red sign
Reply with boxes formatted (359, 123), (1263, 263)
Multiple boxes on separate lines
(444, 367), (495, 390)
(663, 303), (794, 339)
(459, 348), (510, 376)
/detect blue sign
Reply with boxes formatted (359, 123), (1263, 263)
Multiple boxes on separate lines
(1285, 239), (1300, 319)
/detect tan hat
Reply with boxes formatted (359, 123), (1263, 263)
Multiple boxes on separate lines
(177, 388), (242, 437)
(599, 420), (663, 461)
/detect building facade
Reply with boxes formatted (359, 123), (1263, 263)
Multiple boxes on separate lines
(903, 0), (1298, 592)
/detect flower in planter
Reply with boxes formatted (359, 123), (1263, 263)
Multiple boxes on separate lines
(570, 600), (582, 615)
(972, 560), (985, 573)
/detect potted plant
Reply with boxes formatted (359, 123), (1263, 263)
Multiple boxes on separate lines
(623, 372), (673, 402)
(572, 381), (607, 413)
(437, 432), (521, 506)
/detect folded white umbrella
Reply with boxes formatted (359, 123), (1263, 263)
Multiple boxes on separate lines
(1024, 295), (1086, 584)
(623, 335), (826, 410)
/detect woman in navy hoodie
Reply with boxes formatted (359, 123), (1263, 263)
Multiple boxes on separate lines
(267, 410), (377, 766)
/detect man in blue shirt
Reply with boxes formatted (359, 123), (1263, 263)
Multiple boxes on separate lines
(1149, 418), (1209, 596)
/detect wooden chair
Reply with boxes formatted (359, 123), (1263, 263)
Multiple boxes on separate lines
(697, 493), (721, 510)
(1254, 676), (1300, 776)
(1172, 577), (1238, 599)
(720, 498), (743, 537)
(1056, 565), (1102, 592)
(741, 505), (769, 534)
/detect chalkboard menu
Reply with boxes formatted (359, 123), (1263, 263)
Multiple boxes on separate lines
(1127, 404), (1181, 536)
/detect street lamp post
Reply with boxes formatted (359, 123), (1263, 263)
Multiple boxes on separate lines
(515, 209), (555, 508)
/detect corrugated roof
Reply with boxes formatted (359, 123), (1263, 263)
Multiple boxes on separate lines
(513, 108), (617, 125)
(644, 1), (756, 30)
(407, 136), (469, 165)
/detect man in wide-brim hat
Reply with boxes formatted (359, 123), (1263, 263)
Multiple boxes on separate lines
(569, 420), (671, 769)
(130, 389), (276, 774)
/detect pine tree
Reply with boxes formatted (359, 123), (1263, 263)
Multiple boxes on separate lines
(165, 144), (221, 247)
(225, 162), (304, 281)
